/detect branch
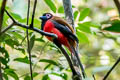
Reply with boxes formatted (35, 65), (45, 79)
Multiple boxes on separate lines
(0, 10), (57, 38)
(54, 43), (82, 80)
(62, 0), (75, 29)
(62, 0), (84, 79)
(30, 0), (37, 28)
(0, 0), (7, 32)
(26, 0), (33, 80)
(113, 0), (120, 17)
(103, 57), (120, 80)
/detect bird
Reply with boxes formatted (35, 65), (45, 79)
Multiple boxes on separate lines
(39, 13), (86, 78)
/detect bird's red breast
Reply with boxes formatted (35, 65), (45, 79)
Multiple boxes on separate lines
(43, 20), (70, 47)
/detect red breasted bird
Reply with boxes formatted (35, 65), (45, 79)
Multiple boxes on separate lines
(39, 13), (86, 78)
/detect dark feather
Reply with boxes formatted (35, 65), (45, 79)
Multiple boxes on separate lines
(51, 16), (74, 33)
(51, 20), (79, 43)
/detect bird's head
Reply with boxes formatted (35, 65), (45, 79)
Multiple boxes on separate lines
(39, 13), (53, 21)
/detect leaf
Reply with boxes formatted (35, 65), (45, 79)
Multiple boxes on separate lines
(33, 72), (39, 77)
(79, 8), (90, 21)
(14, 56), (30, 64)
(76, 30), (89, 43)
(10, 31), (24, 39)
(24, 76), (30, 80)
(42, 74), (50, 80)
(51, 73), (68, 80)
(5, 69), (19, 80)
(39, 59), (59, 66)
(5, 38), (20, 48)
(44, 0), (56, 13)
(76, 23), (91, 33)
(29, 33), (35, 51)
(44, 64), (51, 70)
(10, 12), (22, 20)
(0, 46), (9, 58)
(3, 73), (8, 80)
(74, 11), (79, 20)
(103, 20), (120, 32)
(58, 6), (64, 13)
(82, 21), (100, 28)
(35, 38), (45, 42)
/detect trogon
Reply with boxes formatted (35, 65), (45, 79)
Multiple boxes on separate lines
(39, 13), (86, 78)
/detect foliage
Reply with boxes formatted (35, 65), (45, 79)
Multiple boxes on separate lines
(0, 0), (120, 80)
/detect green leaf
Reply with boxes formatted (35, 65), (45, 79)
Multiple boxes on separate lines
(24, 76), (30, 80)
(76, 30), (89, 43)
(5, 69), (19, 80)
(0, 57), (8, 66)
(35, 38), (45, 42)
(10, 12), (22, 20)
(10, 31), (24, 39)
(3, 73), (8, 80)
(0, 46), (9, 58)
(44, 0), (56, 13)
(14, 56), (30, 64)
(79, 8), (90, 21)
(39, 59), (59, 66)
(51, 73), (68, 80)
(42, 74), (50, 80)
(74, 11), (79, 20)
(76, 23), (91, 33)
(82, 21), (100, 28)
(103, 20), (120, 32)
(58, 6), (64, 13)
(33, 72), (39, 77)
(44, 64), (51, 70)
(29, 33), (35, 51)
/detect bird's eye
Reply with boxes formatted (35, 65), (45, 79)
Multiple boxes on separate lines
(46, 14), (51, 18)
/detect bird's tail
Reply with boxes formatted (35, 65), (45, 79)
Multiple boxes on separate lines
(68, 45), (86, 78)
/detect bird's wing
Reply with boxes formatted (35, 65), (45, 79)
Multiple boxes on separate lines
(51, 16), (74, 34)
(50, 20), (79, 43)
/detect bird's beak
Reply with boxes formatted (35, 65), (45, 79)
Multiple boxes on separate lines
(39, 16), (43, 19)
(39, 16), (46, 20)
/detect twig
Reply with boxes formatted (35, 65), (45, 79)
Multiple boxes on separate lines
(26, 0), (33, 80)
(103, 57), (120, 80)
(30, 0), (37, 28)
(0, 22), (14, 35)
(113, 0), (120, 17)
(0, 0), (7, 32)
(1, 10), (57, 38)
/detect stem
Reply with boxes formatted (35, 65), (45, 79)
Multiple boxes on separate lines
(30, 0), (37, 28)
(26, 0), (33, 80)
(103, 57), (120, 80)
(0, 0), (7, 32)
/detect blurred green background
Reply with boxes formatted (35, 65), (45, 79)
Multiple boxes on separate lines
(0, 0), (120, 80)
